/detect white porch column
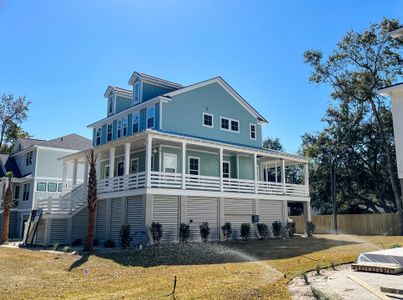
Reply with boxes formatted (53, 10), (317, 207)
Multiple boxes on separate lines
(109, 147), (115, 179)
(124, 143), (131, 176)
(72, 159), (78, 186)
(275, 161), (278, 183)
(145, 135), (152, 188)
(62, 162), (67, 191)
(253, 153), (258, 193)
(281, 159), (286, 194)
(83, 161), (89, 185)
(304, 163), (310, 195)
(219, 148), (224, 192)
(95, 156), (101, 180)
(181, 141), (186, 189)
(303, 201), (312, 222)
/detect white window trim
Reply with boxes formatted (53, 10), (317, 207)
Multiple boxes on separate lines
(223, 160), (231, 178)
(202, 113), (214, 128)
(104, 164), (110, 179)
(130, 158), (139, 173)
(96, 128), (102, 145)
(117, 119), (122, 139)
(108, 94), (115, 116)
(220, 116), (240, 133)
(188, 156), (200, 176)
(107, 123), (113, 142)
(122, 116), (128, 137)
(147, 106), (155, 129)
(249, 123), (257, 140)
(163, 153), (177, 173)
(133, 81), (142, 105)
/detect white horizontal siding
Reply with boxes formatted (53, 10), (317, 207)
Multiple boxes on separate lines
(259, 199), (284, 237)
(72, 208), (88, 242)
(153, 195), (179, 243)
(187, 196), (219, 241)
(50, 219), (68, 244)
(224, 198), (253, 239)
(126, 196), (145, 234)
(109, 198), (123, 243)
(96, 199), (108, 242)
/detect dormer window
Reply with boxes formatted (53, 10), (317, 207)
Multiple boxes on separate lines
(26, 151), (33, 166)
(134, 81), (141, 104)
(108, 94), (114, 115)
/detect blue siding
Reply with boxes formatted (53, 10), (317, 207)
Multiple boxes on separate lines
(112, 120), (117, 140)
(115, 96), (131, 113)
(155, 103), (160, 129)
(142, 82), (175, 102)
(161, 82), (262, 147)
(101, 124), (107, 144)
(92, 128), (96, 147)
(128, 113), (133, 135)
(140, 108), (147, 131)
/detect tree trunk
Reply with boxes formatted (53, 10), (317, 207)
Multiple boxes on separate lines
(0, 209), (10, 243)
(369, 99), (403, 235)
(84, 149), (98, 251)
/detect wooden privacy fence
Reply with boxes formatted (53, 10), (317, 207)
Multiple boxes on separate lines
(291, 213), (400, 236)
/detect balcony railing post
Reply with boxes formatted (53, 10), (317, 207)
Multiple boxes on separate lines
(145, 135), (152, 188)
(253, 153), (258, 194)
(304, 163), (309, 196)
(181, 141), (186, 189)
(281, 159), (286, 194)
(219, 148), (223, 192)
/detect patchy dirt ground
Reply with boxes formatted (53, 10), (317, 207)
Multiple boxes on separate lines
(289, 264), (403, 300)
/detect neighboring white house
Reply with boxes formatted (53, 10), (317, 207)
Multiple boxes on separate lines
(378, 26), (403, 192)
(33, 72), (312, 246)
(0, 134), (91, 239)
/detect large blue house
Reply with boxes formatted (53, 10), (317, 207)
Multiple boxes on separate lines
(30, 72), (311, 244)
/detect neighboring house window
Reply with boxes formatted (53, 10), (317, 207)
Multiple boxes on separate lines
(23, 183), (30, 201)
(189, 157), (200, 176)
(220, 117), (239, 132)
(14, 186), (20, 199)
(48, 183), (57, 192)
(96, 128), (101, 145)
(26, 151), (33, 166)
(132, 112), (140, 133)
(123, 117), (128, 136)
(108, 95), (114, 115)
(147, 106), (155, 129)
(250, 124), (256, 140)
(231, 120), (239, 132)
(203, 113), (213, 128)
(104, 164), (110, 179)
(107, 124), (113, 142)
(58, 183), (63, 192)
(134, 81), (141, 104)
(223, 161), (230, 178)
(131, 158), (139, 173)
(163, 153), (177, 173)
(37, 182), (46, 192)
(117, 120), (122, 139)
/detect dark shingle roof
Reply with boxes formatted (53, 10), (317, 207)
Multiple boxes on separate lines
(137, 72), (183, 88)
(16, 134), (91, 153)
(0, 154), (22, 178)
(110, 86), (132, 96)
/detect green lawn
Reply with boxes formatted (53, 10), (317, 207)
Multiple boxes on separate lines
(0, 235), (402, 299)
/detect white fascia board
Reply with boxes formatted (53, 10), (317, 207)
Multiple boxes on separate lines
(104, 86), (132, 98)
(87, 97), (165, 128)
(163, 77), (268, 123)
(128, 72), (182, 89)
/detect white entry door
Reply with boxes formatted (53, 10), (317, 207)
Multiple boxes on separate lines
(164, 153), (177, 173)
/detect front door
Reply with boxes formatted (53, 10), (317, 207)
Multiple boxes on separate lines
(117, 161), (125, 176)
(164, 153), (177, 173)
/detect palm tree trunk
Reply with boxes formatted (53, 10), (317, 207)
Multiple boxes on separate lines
(1, 209), (10, 243)
(84, 149), (98, 251)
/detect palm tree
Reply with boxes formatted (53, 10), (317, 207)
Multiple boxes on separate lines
(84, 149), (98, 251)
(1, 172), (13, 244)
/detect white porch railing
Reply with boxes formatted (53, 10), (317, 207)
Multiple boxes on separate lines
(186, 174), (220, 191)
(150, 171), (182, 189)
(98, 172), (146, 194)
(37, 183), (87, 214)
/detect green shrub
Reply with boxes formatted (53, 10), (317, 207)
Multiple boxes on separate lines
(199, 222), (210, 242)
(179, 223), (190, 242)
(240, 223), (251, 240)
(104, 239), (116, 248)
(331, 261), (336, 270)
(271, 221), (282, 238)
(71, 239), (82, 247)
(310, 286), (331, 300)
(53, 243), (62, 251)
(302, 272), (309, 285)
(257, 223), (268, 239)
(306, 221), (316, 237)
(390, 243), (401, 248)
(149, 222), (163, 243)
(316, 264), (321, 275)
(286, 220), (296, 237)
(221, 222), (232, 241)
(62, 246), (71, 253)
(120, 224), (131, 249)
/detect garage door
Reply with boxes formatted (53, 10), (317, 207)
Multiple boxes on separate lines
(187, 197), (219, 241)
(126, 196), (145, 234)
(224, 198), (253, 239)
(153, 195), (179, 242)
(259, 200), (284, 237)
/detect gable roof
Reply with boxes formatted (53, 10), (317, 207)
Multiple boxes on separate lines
(163, 77), (268, 123)
(0, 154), (22, 178)
(378, 82), (403, 96)
(13, 134), (91, 155)
(128, 72), (183, 89)
(104, 85), (132, 98)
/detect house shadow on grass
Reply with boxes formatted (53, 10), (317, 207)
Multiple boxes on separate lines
(94, 236), (356, 268)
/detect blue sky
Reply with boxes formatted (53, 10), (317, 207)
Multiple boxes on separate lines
(0, 1), (401, 153)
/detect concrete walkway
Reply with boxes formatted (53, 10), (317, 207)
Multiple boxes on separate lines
(289, 264), (403, 299)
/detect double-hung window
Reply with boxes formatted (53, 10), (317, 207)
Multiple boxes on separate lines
(203, 113), (213, 128)
(48, 182), (57, 193)
(23, 183), (30, 201)
(221, 118), (229, 130)
(223, 161), (230, 178)
(117, 120), (122, 139)
(26, 151), (33, 166)
(134, 81), (141, 104)
(231, 120), (239, 132)
(220, 117), (239, 132)
(131, 158), (139, 173)
(107, 124), (112, 142)
(122, 117), (128, 136)
(250, 124), (256, 140)
(147, 106), (155, 129)
(37, 182), (46, 192)
(189, 157), (200, 176)
(95, 128), (101, 145)
(132, 112), (140, 133)
(108, 95), (114, 115)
